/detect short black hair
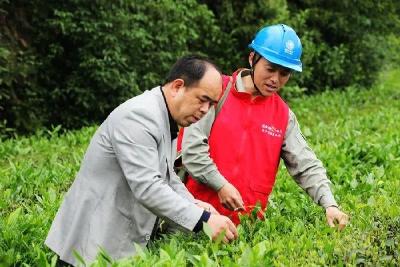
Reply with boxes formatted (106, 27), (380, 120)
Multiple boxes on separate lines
(164, 54), (220, 87)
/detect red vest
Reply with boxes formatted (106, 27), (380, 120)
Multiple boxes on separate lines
(185, 70), (289, 224)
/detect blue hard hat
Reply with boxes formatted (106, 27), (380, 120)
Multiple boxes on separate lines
(249, 24), (303, 72)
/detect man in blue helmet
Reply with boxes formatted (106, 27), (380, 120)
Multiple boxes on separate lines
(179, 24), (349, 228)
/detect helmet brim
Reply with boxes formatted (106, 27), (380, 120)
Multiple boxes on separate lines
(249, 43), (302, 72)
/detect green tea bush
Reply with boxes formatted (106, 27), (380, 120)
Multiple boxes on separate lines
(1, 0), (399, 136)
(1, 69), (399, 266)
(286, 0), (400, 92)
(198, 0), (290, 72)
(0, 0), (219, 134)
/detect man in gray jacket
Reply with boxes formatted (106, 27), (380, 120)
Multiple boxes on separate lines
(45, 55), (237, 266)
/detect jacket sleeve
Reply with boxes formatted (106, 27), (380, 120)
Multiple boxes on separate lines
(281, 109), (338, 209)
(169, 169), (196, 202)
(181, 106), (228, 191)
(110, 109), (203, 231)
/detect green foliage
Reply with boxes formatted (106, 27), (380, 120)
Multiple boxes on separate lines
(0, 0), (219, 135)
(0, 26), (41, 134)
(384, 34), (400, 67)
(1, 69), (400, 266)
(198, 0), (290, 72)
(1, 0), (400, 136)
(201, 0), (400, 93)
(286, 0), (400, 91)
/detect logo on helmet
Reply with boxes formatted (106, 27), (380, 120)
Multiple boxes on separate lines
(285, 40), (295, 55)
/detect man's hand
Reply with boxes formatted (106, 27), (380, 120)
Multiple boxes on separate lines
(195, 200), (219, 215)
(207, 214), (238, 243)
(217, 183), (245, 211)
(326, 206), (349, 230)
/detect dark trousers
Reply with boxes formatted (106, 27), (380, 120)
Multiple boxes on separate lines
(56, 258), (73, 267)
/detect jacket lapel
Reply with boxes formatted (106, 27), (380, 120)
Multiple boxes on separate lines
(154, 87), (174, 179)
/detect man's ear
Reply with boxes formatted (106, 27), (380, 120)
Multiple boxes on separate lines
(170, 79), (185, 97)
(248, 52), (255, 67)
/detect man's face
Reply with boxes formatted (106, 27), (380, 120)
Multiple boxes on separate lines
(171, 67), (222, 127)
(250, 53), (291, 97)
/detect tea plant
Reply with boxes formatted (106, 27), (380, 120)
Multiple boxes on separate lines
(1, 70), (399, 266)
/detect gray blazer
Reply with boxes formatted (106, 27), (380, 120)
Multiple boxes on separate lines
(45, 87), (203, 265)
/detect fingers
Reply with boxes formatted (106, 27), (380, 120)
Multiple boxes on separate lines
(215, 218), (237, 243)
(327, 216), (335, 228)
(208, 215), (238, 243)
(221, 194), (244, 211)
(326, 207), (349, 230)
(218, 183), (244, 211)
(222, 202), (233, 211)
(232, 196), (245, 211)
(220, 223), (236, 243)
(224, 228), (235, 241)
(227, 219), (238, 238)
(225, 199), (238, 211)
(337, 214), (349, 230)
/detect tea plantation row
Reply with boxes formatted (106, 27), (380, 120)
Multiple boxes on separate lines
(1, 70), (399, 266)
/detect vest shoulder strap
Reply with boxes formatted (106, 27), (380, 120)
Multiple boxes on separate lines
(216, 75), (233, 117)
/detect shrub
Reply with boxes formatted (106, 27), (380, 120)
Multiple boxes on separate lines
(0, 0), (219, 134)
(1, 0), (399, 135)
(286, 0), (400, 91)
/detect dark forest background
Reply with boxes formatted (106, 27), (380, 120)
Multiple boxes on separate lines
(1, 0), (399, 136)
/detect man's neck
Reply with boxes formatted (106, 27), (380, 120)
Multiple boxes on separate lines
(241, 72), (261, 98)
